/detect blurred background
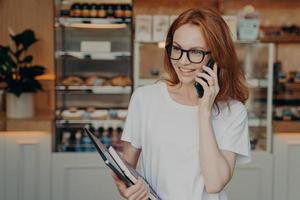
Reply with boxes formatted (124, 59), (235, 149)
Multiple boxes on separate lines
(0, 0), (300, 200)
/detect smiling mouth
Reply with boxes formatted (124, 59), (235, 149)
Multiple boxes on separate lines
(178, 67), (196, 73)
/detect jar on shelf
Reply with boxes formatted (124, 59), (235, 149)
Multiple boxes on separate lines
(97, 4), (107, 18)
(81, 3), (91, 18)
(70, 3), (82, 18)
(123, 4), (132, 18)
(60, 1), (71, 17)
(90, 3), (98, 18)
(106, 4), (115, 18)
(114, 4), (124, 18)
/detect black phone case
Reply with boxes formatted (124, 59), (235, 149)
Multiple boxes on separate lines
(194, 59), (215, 98)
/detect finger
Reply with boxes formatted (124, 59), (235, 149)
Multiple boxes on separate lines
(111, 172), (125, 188)
(142, 195), (149, 200)
(196, 73), (214, 86)
(195, 77), (209, 90)
(213, 63), (218, 75)
(111, 172), (119, 181)
(212, 64), (220, 86)
(124, 177), (143, 198)
(129, 183), (147, 200)
(111, 175), (127, 198)
(128, 178), (146, 200)
(136, 189), (148, 200)
(142, 184), (150, 200)
(202, 65), (216, 78)
(135, 180), (149, 200)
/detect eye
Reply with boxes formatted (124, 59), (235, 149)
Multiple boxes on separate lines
(190, 49), (203, 55)
(172, 46), (181, 52)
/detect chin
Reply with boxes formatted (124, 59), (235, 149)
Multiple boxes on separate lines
(178, 76), (195, 85)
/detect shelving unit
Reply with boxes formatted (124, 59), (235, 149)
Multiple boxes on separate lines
(54, 1), (133, 152)
(270, 38), (300, 132)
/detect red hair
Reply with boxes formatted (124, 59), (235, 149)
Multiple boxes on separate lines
(164, 8), (249, 104)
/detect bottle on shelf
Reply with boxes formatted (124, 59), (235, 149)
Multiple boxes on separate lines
(98, 126), (104, 140)
(61, 130), (71, 152)
(123, 4), (132, 19)
(106, 4), (115, 18)
(60, 1), (71, 17)
(70, 3), (82, 18)
(101, 126), (112, 148)
(90, 3), (98, 18)
(114, 4), (124, 18)
(74, 130), (82, 152)
(97, 4), (107, 18)
(81, 3), (91, 18)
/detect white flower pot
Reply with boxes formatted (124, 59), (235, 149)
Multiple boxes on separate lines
(6, 93), (34, 118)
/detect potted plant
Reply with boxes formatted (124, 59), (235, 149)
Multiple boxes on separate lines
(0, 29), (45, 118)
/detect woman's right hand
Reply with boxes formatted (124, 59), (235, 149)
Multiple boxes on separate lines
(111, 172), (149, 200)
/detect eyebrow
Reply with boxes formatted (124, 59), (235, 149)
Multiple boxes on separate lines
(173, 41), (206, 50)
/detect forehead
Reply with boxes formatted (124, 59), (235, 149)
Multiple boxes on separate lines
(173, 23), (207, 49)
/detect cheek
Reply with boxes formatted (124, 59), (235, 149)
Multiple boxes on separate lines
(171, 60), (178, 68)
(171, 61), (180, 73)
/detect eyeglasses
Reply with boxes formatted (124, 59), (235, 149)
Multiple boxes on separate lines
(165, 44), (211, 64)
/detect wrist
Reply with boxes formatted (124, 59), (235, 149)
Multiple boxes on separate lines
(198, 109), (212, 118)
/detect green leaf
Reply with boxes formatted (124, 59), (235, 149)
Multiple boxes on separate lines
(21, 55), (33, 64)
(11, 29), (38, 51)
(0, 45), (16, 77)
(19, 66), (45, 78)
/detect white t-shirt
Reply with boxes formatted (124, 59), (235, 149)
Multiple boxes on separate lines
(121, 82), (251, 200)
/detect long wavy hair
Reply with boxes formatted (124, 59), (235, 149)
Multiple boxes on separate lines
(164, 8), (249, 104)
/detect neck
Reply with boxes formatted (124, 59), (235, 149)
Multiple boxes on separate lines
(175, 82), (198, 101)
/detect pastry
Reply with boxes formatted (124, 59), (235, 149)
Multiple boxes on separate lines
(90, 110), (109, 120)
(86, 106), (96, 113)
(86, 76), (106, 86)
(117, 110), (128, 120)
(110, 75), (132, 86)
(61, 76), (84, 86)
(61, 107), (83, 120)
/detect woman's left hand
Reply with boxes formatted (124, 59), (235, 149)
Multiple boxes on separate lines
(195, 64), (220, 114)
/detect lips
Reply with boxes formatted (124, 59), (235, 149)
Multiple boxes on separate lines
(178, 67), (196, 73)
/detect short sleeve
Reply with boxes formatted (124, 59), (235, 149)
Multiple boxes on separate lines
(219, 103), (251, 164)
(121, 88), (142, 149)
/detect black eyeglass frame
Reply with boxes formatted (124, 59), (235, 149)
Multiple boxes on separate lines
(165, 44), (211, 64)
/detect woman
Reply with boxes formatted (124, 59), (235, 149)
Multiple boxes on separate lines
(112, 7), (251, 200)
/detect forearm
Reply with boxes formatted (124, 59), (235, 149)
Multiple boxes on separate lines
(198, 112), (231, 193)
(122, 142), (141, 169)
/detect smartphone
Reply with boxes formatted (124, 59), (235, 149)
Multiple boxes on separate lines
(194, 58), (215, 98)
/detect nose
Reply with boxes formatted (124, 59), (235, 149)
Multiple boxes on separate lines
(178, 51), (190, 65)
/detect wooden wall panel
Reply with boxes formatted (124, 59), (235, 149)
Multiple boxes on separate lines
(0, 0), (55, 75)
(0, 0), (55, 116)
(133, 0), (216, 15)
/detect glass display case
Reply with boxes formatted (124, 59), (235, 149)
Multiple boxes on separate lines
(134, 41), (275, 152)
(235, 42), (274, 152)
(54, 1), (133, 152)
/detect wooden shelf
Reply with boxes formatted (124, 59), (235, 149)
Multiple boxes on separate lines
(273, 120), (300, 133)
(56, 17), (131, 29)
(285, 83), (300, 90)
(55, 51), (131, 60)
(56, 119), (124, 126)
(56, 85), (132, 94)
(260, 35), (300, 43)
(273, 92), (300, 101)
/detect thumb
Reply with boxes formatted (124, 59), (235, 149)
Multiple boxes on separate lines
(111, 172), (127, 190)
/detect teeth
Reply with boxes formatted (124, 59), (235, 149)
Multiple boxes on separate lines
(179, 67), (195, 73)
